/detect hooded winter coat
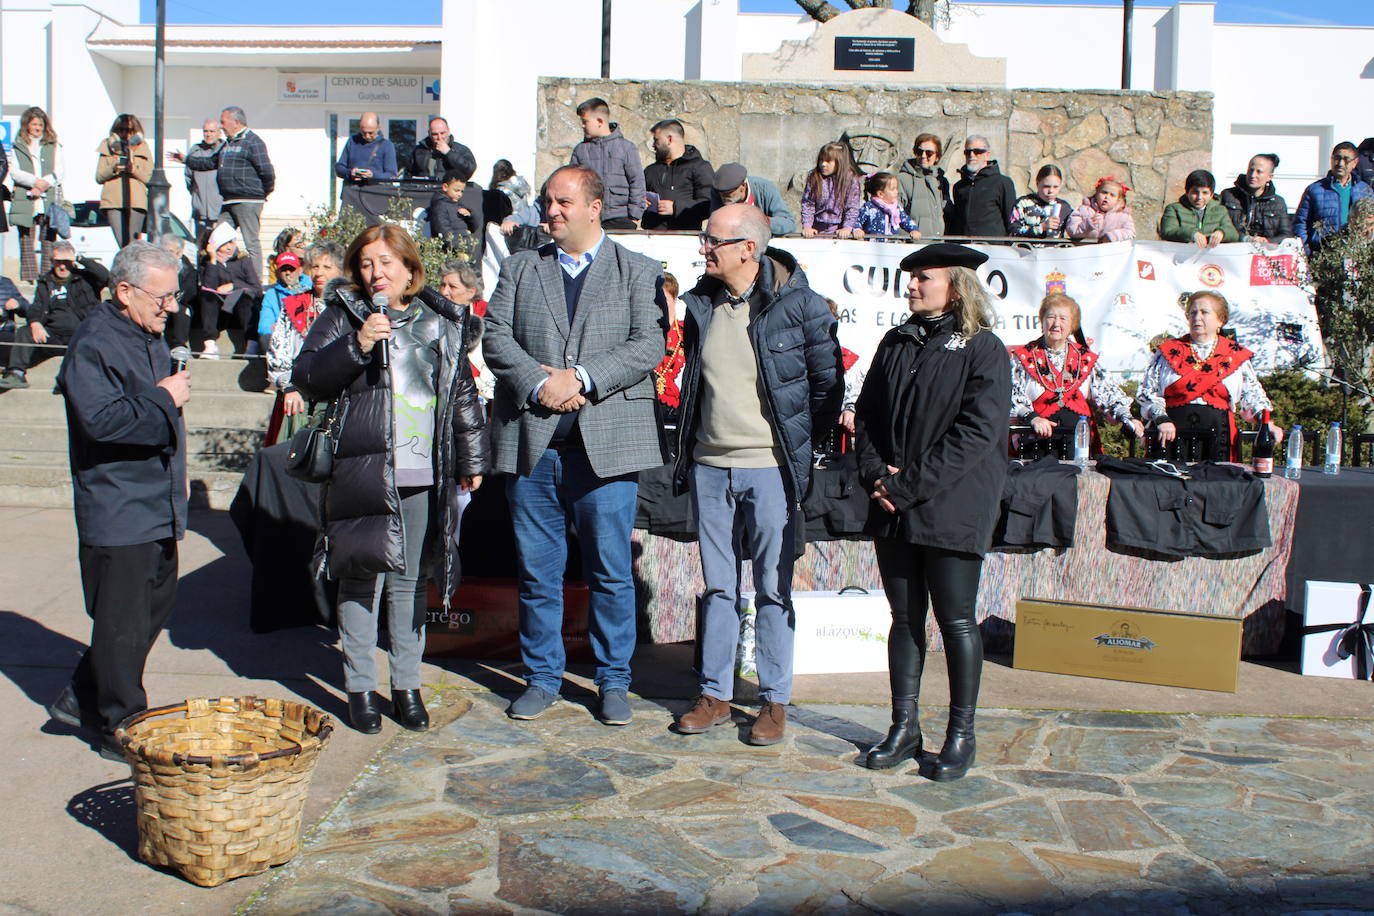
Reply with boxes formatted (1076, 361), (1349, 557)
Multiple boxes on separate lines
(896, 158), (950, 236)
(855, 313), (1011, 556)
(642, 144), (715, 230)
(1294, 173), (1374, 249)
(570, 125), (646, 223)
(947, 160), (1015, 237)
(291, 286), (490, 601)
(1158, 197), (1239, 244)
(672, 247), (844, 552)
(1219, 176), (1294, 242)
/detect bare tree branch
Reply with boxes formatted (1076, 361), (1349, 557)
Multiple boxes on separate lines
(795, 0), (843, 20)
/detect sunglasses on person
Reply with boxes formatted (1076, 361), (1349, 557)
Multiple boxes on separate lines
(52, 259), (76, 269)
(964, 148), (989, 156)
(699, 234), (748, 250)
(916, 147), (939, 158)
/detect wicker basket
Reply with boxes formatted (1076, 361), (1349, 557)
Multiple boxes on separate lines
(115, 696), (333, 887)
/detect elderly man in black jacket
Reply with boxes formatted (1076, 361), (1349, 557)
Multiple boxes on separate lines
(46, 240), (189, 760)
(670, 204), (843, 747)
(408, 117), (477, 181)
(0, 240), (109, 389)
(947, 136), (1016, 237)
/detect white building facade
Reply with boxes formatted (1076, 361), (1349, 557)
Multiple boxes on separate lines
(2, 0), (1368, 256)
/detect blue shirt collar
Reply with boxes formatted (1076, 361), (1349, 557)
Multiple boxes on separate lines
(556, 231), (607, 279)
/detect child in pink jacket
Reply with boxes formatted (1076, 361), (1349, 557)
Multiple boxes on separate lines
(1068, 177), (1136, 242)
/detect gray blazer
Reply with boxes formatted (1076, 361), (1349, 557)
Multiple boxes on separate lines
(483, 237), (667, 479)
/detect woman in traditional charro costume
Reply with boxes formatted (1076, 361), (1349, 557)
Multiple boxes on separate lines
(1136, 290), (1281, 459)
(1009, 293), (1144, 452)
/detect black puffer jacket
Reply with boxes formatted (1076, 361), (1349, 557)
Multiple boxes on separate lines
(947, 160), (1016, 237)
(672, 247), (844, 551)
(855, 314), (1011, 556)
(1219, 176), (1294, 242)
(642, 145), (715, 231)
(291, 286), (490, 601)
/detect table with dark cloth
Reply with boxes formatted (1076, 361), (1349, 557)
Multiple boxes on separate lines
(1284, 467), (1374, 615)
(635, 468), (1300, 656)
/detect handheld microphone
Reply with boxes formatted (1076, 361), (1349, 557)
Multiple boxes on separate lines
(169, 345), (191, 375)
(372, 293), (390, 370)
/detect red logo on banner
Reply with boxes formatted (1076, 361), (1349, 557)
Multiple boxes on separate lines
(1250, 254), (1298, 286)
(1137, 261), (1155, 280)
(1198, 264), (1225, 288)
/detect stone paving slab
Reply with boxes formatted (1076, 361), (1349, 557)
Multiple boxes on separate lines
(242, 691), (1374, 916)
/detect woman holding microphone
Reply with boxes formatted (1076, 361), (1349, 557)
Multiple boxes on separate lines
(854, 243), (1011, 781)
(292, 225), (489, 734)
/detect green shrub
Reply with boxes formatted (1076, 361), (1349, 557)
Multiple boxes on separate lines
(303, 197), (472, 287)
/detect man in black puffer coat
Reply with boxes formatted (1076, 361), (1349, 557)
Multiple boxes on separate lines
(641, 119), (715, 231)
(946, 137), (1015, 237)
(670, 204), (843, 747)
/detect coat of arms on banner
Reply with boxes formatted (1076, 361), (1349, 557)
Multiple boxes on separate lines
(1198, 264), (1226, 288)
(1044, 270), (1066, 295)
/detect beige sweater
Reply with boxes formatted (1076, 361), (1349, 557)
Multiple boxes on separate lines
(693, 290), (782, 468)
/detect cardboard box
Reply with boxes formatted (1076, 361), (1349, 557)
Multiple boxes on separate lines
(1301, 581), (1372, 679)
(738, 588), (891, 676)
(424, 577), (592, 661)
(1013, 598), (1242, 692)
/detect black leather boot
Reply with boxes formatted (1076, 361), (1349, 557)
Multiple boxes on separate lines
(924, 705), (976, 781)
(348, 691), (382, 734)
(391, 689), (429, 732)
(863, 696), (922, 770)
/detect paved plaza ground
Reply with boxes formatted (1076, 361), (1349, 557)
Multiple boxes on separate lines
(1, 505), (1372, 915)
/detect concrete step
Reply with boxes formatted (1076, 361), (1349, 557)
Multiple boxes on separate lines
(20, 351), (270, 393)
(2, 424), (262, 471)
(0, 460), (243, 510)
(0, 388), (277, 429)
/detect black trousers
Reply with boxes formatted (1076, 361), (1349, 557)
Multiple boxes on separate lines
(601, 217), (638, 231)
(874, 538), (984, 707)
(5, 320), (75, 372)
(71, 539), (179, 736)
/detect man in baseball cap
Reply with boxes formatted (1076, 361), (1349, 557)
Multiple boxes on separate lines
(708, 162), (796, 235)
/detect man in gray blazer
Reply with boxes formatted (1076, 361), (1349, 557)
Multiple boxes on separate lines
(483, 165), (667, 725)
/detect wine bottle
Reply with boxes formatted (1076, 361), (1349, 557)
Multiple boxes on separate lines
(1252, 411), (1274, 478)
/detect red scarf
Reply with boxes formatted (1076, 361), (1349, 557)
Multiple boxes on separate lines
(1159, 334), (1252, 460)
(283, 291), (319, 336)
(1012, 338), (1097, 419)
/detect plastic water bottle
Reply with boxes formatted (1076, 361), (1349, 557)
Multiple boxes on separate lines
(1284, 425), (1303, 480)
(1324, 423), (1342, 476)
(1073, 416), (1090, 467)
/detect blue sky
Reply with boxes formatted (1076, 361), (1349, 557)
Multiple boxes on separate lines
(140, 0), (1372, 27)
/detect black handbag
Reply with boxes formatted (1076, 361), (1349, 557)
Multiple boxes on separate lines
(284, 396), (348, 483)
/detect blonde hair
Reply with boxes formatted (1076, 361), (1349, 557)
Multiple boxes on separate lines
(946, 266), (996, 338)
(1039, 292), (1081, 332)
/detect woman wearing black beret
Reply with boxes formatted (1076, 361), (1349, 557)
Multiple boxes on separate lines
(854, 243), (1011, 780)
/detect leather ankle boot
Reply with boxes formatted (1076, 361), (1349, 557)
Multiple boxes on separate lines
(348, 691), (382, 734)
(864, 696), (922, 770)
(391, 689), (429, 732)
(924, 705), (976, 781)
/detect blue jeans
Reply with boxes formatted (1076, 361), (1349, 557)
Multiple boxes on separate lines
(692, 463), (796, 704)
(507, 448), (639, 693)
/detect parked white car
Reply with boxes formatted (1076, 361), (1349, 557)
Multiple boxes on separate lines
(66, 201), (195, 265)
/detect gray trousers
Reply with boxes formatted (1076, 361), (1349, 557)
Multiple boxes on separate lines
(221, 202), (263, 280)
(336, 487), (433, 692)
(691, 463), (797, 704)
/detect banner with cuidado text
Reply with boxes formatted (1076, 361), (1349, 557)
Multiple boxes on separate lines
(482, 230), (1324, 378)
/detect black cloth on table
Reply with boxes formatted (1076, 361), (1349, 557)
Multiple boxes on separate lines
(1095, 457), (1270, 559)
(634, 463), (695, 537)
(803, 453), (870, 540)
(992, 456), (1082, 550)
(230, 443), (335, 632)
(1285, 467), (1374, 614)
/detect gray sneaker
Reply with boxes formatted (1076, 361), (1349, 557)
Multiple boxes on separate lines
(598, 688), (632, 726)
(507, 685), (559, 720)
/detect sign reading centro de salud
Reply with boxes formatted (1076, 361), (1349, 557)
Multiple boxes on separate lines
(834, 36), (915, 72)
(277, 74), (440, 105)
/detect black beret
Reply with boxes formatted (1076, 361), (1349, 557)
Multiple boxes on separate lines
(898, 242), (989, 272)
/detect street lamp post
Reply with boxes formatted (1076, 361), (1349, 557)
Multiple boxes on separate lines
(145, 0), (172, 241)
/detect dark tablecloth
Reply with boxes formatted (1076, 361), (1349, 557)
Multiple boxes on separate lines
(1285, 467), (1374, 614)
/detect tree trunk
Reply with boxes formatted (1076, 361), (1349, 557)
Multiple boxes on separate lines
(906, 0), (936, 26)
(796, 0), (842, 21)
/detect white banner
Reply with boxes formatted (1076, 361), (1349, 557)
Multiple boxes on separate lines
(482, 231), (1324, 377)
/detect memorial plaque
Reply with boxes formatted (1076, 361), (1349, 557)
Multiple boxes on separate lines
(834, 36), (915, 72)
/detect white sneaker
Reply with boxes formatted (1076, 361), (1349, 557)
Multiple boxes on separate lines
(201, 340), (220, 360)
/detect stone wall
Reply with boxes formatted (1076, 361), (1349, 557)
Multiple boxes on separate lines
(537, 79), (1213, 239)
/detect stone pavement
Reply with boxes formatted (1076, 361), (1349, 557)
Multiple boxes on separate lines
(243, 690), (1374, 916)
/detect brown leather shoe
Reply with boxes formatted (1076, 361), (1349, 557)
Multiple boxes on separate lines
(748, 701), (786, 746)
(675, 695), (732, 734)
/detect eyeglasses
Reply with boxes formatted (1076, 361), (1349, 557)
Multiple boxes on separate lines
(699, 234), (748, 250)
(52, 260), (76, 269)
(916, 148), (939, 157)
(1334, 154), (1357, 163)
(964, 148), (989, 156)
(128, 283), (181, 308)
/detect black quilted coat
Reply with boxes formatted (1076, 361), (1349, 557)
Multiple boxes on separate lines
(291, 285), (490, 602)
